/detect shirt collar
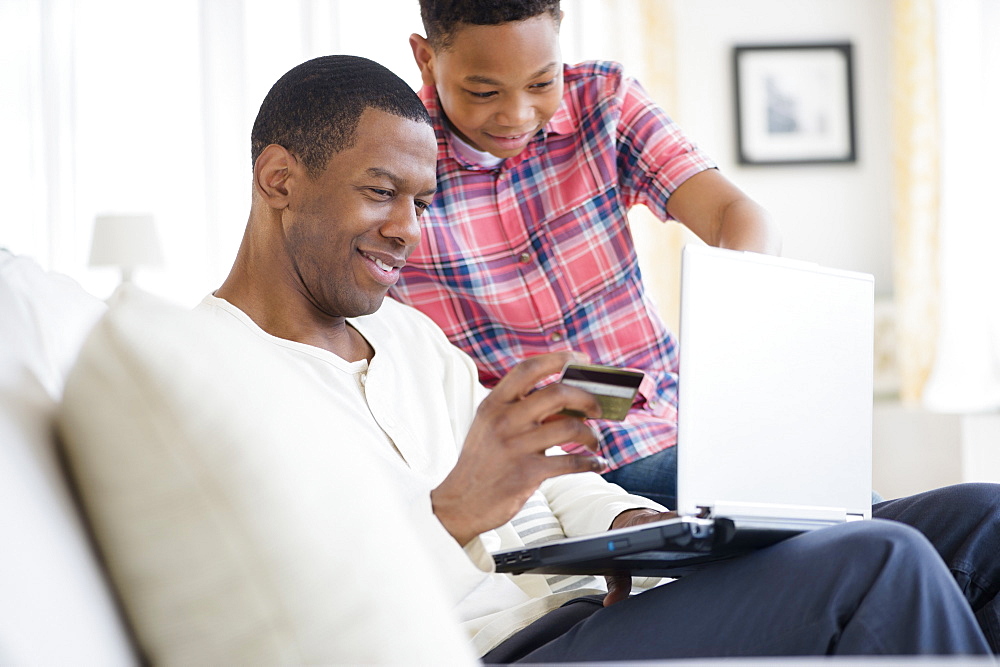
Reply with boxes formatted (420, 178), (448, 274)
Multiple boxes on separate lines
(420, 85), (489, 170)
(540, 63), (578, 138)
(544, 94), (576, 137)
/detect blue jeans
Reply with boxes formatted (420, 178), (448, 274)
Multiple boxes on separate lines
(602, 447), (886, 510)
(600, 446), (677, 509)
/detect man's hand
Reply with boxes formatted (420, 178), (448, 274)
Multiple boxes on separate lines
(431, 351), (607, 546)
(603, 508), (676, 606)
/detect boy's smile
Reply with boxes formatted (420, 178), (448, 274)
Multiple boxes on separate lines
(411, 14), (564, 160)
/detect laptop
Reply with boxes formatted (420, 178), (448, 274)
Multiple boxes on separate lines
(493, 244), (875, 577)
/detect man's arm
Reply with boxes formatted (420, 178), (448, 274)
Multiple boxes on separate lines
(666, 169), (782, 255)
(431, 351), (608, 546)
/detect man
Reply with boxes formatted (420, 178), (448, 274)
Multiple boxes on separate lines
(197, 54), (992, 661)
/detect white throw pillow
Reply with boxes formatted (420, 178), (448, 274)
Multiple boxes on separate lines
(57, 286), (476, 665)
(0, 250), (136, 665)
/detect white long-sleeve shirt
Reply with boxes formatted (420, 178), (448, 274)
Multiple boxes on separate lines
(197, 294), (662, 656)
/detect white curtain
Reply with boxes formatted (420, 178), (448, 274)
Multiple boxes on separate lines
(921, 0), (1000, 412)
(0, 0), (647, 308)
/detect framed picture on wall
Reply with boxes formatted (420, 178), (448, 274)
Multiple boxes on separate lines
(733, 42), (857, 165)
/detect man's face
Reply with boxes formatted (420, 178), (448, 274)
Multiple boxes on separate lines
(283, 108), (437, 319)
(421, 15), (564, 159)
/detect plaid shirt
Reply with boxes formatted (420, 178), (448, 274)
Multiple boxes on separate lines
(389, 61), (716, 469)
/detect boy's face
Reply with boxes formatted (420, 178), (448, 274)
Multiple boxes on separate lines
(412, 14), (563, 159)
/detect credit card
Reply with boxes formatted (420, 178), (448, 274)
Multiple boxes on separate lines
(558, 363), (644, 421)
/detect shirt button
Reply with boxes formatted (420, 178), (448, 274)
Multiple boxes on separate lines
(549, 331), (563, 342)
(518, 252), (531, 263)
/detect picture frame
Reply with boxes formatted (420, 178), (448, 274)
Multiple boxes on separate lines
(733, 43), (857, 165)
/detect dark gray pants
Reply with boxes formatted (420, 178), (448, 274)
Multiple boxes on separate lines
(873, 482), (1000, 651)
(485, 509), (992, 662)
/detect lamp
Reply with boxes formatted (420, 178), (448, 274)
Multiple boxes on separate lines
(88, 214), (164, 284)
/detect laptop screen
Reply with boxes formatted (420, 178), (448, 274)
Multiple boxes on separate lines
(676, 245), (874, 521)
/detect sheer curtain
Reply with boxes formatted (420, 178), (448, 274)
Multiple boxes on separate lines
(0, 0), (422, 306)
(889, 0), (941, 405)
(0, 0), (666, 309)
(919, 0), (1000, 412)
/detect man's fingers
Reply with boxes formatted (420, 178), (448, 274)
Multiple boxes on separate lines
(506, 381), (601, 426)
(502, 415), (601, 457)
(477, 383), (602, 452)
(489, 351), (588, 404)
(543, 452), (609, 477)
(603, 573), (632, 606)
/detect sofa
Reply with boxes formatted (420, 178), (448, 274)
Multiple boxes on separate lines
(0, 249), (475, 664)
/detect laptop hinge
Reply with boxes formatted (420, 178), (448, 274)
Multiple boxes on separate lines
(704, 501), (848, 524)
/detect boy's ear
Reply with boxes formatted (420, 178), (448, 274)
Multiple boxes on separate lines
(409, 33), (437, 87)
(254, 144), (296, 210)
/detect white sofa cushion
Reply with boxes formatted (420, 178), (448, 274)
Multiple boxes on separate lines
(56, 285), (476, 665)
(0, 250), (137, 665)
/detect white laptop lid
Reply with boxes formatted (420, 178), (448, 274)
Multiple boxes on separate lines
(676, 245), (874, 522)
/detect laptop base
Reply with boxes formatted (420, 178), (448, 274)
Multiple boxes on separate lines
(494, 516), (809, 578)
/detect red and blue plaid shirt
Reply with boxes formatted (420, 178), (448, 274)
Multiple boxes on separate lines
(389, 61), (716, 469)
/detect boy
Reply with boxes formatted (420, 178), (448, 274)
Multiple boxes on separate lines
(390, 0), (780, 507)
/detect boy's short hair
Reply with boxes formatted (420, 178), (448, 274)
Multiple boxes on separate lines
(250, 55), (431, 177)
(419, 0), (561, 50)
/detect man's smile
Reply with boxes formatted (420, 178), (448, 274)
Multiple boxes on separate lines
(360, 250), (406, 286)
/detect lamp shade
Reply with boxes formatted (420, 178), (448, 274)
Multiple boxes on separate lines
(88, 215), (163, 281)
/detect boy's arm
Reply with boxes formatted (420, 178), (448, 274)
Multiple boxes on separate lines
(666, 168), (782, 255)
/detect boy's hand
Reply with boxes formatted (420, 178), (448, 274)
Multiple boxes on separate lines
(431, 351), (606, 546)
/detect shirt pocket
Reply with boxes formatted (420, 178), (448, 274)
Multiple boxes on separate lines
(530, 139), (637, 307)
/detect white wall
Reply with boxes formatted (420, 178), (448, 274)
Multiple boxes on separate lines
(670, 0), (894, 296)
(562, 0), (894, 297)
(552, 0), (896, 345)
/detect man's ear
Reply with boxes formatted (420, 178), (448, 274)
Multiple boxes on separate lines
(254, 144), (296, 209)
(409, 33), (437, 87)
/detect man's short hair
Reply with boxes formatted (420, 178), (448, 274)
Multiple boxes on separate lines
(251, 55), (431, 177)
(419, 0), (561, 50)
